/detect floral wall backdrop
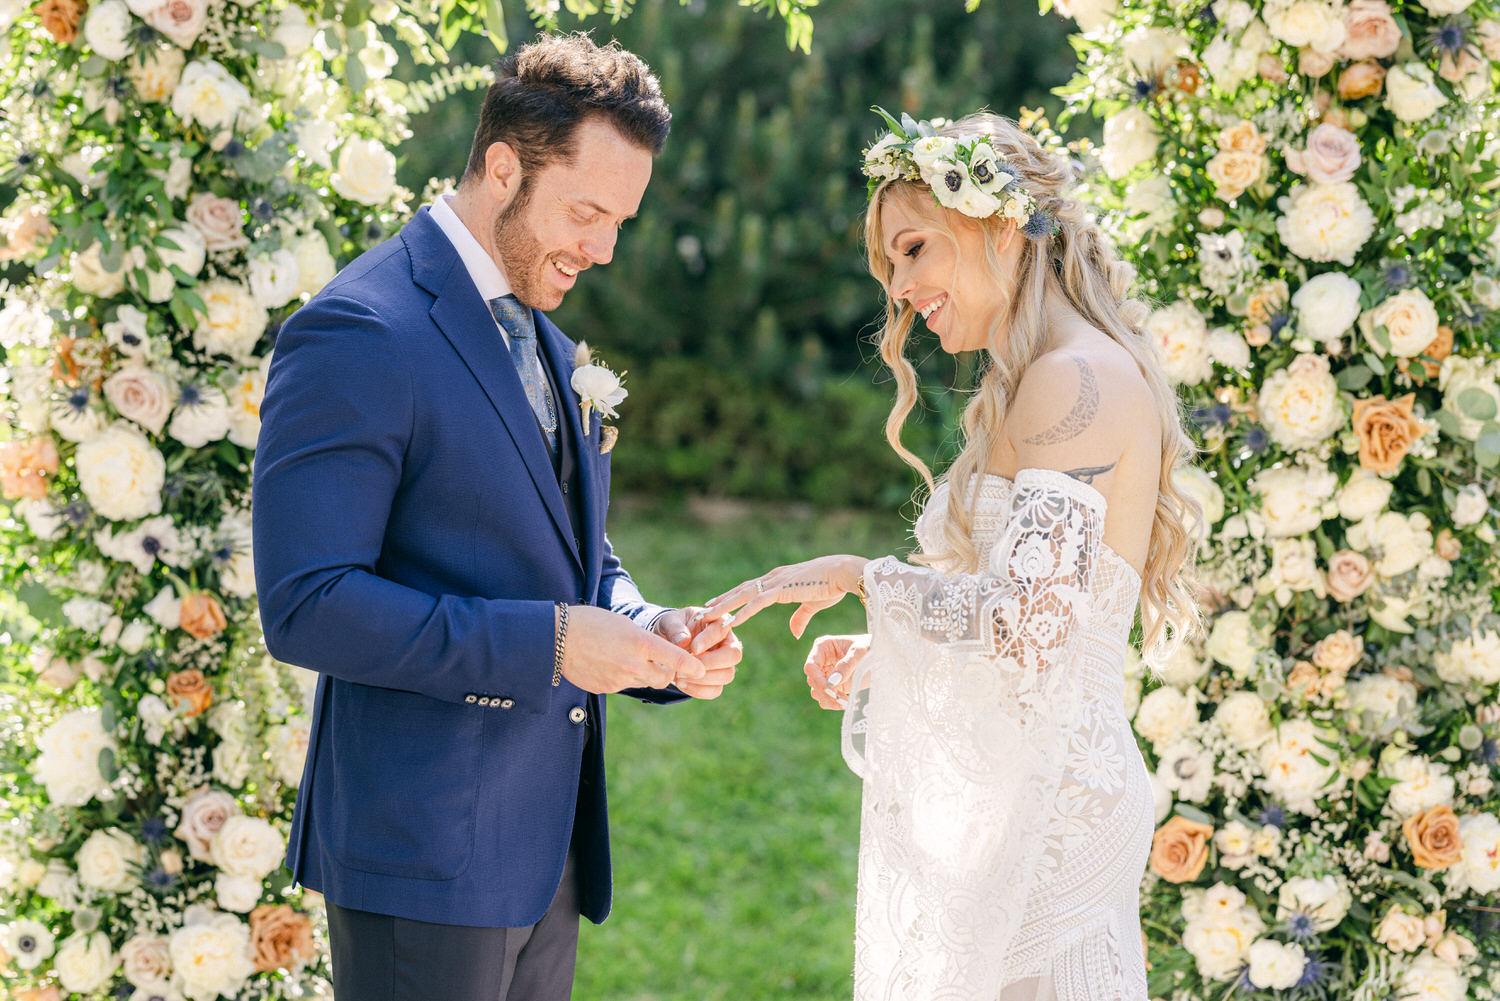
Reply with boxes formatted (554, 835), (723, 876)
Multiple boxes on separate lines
(1050, 0), (1500, 992)
(0, 0), (433, 996)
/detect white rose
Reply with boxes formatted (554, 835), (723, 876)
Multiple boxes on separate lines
(168, 906), (256, 1001)
(77, 827), (144, 892)
(129, 44), (186, 102)
(104, 364), (174, 435)
(55, 931), (117, 994)
(194, 278), (268, 361)
(292, 233), (336, 297)
(1277, 875), (1351, 931)
(1360, 288), (1439, 358)
(145, 585), (182, 629)
(1258, 353), (1344, 451)
(1292, 271), (1362, 344)
(1154, 642), (1211, 686)
(4, 918), (57, 969)
(1215, 691), (1275, 749)
(226, 358), (267, 449)
(332, 136), (398, 206)
(1381, 751), (1455, 817)
(1265, 0), (1345, 50)
(1206, 610), (1268, 677)
(1375, 906), (1425, 952)
(1247, 939), (1307, 990)
(1101, 106), (1160, 180)
(1398, 953), (1470, 1001)
(1347, 511), (1432, 577)
(1252, 464), (1337, 538)
(1439, 356), (1500, 441)
(1451, 484), (1489, 527)
(271, 3), (317, 56)
(215, 871), (263, 912)
(83, 0), (133, 60)
(121, 933), (173, 988)
(157, 224), (206, 277)
(209, 814), (285, 880)
(1134, 685), (1199, 748)
(1454, 813), (1500, 893)
(1434, 631), (1500, 686)
(72, 242), (129, 298)
(168, 383), (231, 448)
(1276, 181), (1376, 265)
(185, 193), (248, 253)
(76, 424), (166, 521)
(1337, 468), (1394, 522)
(1145, 300), (1213, 385)
(1121, 26), (1191, 76)
(35, 710), (116, 806)
(1260, 718), (1342, 814)
(172, 60), (251, 131)
(175, 789), (239, 862)
(267, 720), (311, 786)
(1386, 63), (1449, 122)
(248, 248), (301, 309)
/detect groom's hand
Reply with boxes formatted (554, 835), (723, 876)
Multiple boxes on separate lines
(652, 607), (742, 700)
(561, 605), (707, 694)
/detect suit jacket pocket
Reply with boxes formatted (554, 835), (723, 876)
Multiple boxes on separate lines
(328, 683), (481, 881)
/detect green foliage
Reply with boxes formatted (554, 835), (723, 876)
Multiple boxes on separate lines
(398, 0), (1076, 504)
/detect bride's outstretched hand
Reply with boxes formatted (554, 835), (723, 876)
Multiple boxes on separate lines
(701, 554), (868, 638)
(804, 633), (869, 709)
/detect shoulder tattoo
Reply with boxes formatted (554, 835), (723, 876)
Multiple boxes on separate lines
(1023, 354), (1099, 446)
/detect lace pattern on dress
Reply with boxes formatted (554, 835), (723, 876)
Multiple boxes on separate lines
(841, 468), (1150, 1001)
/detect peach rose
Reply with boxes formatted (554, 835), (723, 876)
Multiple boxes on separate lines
(1299, 47), (1337, 77)
(36, 0), (87, 44)
(1149, 815), (1214, 883)
(1244, 280), (1289, 325)
(1245, 324), (1272, 347)
(0, 437), (61, 500)
(1439, 48), (1484, 84)
(1398, 324), (1452, 379)
(249, 905), (316, 972)
(1258, 52), (1290, 83)
(1326, 550), (1374, 602)
(180, 592), (227, 639)
(1286, 123), (1361, 184)
(16, 988), (65, 1001)
(1338, 61), (1387, 100)
(1435, 529), (1460, 561)
(1312, 630), (1363, 672)
(1320, 107), (1351, 130)
(1339, 0), (1402, 59)
(1481, 20), (1500, 61)
(1287, 660), (1321, 697)
(1403, 805), (1463, 870)
(1206, 151), (1266, 201)
(143, 0), (207, 48)
(1218, 121), (1268, 154)
(1353, 394), (1433, 474)
(166, 669), (212, 716)
(0, 204), (54, 262)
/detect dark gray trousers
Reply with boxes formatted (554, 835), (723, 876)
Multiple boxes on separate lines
(326, 854), (581, 1001)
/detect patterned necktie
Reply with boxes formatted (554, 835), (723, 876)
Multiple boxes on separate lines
(488, 295), (558, 453)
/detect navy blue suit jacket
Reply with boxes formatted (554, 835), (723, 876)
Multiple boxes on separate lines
(253, 207), (682, 928)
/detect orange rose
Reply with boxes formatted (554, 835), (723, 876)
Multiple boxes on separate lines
(1398, 325), (1453, 379)
(1257, 52), (1289, 84)
(1149, 815), (1214, 883)
(1352, 394), (1433, 474)
(166, 669), (213, 717)
(180, 592), (227, 640)
(0, 437), (60, 501)
(36, 0), (87, 44)
(1435, 528), (1460, 561)
(1338, 61), (1387, 100)
(1326, 549), (1374, 602)
(249, 904), (317, 972)
(1217, 121), (1268, 155)
(1403, 805), (1463, 870)
(1172, 60), (1202, 93)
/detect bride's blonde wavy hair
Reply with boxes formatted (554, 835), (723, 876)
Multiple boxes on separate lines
(864, 112), (1200, 655)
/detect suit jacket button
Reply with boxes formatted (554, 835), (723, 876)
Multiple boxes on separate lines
(465, 694), (478, 704)
(478, 697), (491, 707)
(569, 707), (586, 724)
(499, 698), (515, 710)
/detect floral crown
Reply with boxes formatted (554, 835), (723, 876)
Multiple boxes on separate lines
(861, 107), (1056, 240)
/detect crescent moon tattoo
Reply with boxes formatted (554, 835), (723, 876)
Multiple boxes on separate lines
(1023, 355), (1099, 446)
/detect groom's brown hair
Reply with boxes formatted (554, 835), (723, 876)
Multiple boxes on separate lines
(461, 32), (671, 187)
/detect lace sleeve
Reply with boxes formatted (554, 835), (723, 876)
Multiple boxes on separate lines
(839, 468), (1110, 1000)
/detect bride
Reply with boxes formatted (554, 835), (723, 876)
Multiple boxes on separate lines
(704, 111), (1200, 1000)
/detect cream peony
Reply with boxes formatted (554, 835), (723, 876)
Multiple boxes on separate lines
(1247, 939), (1307, 990)
(1214, 691), (1275, 750)
(1182, 884), (1267, 980)
(226, 359), (267, 449)
(1276, 182), (1375, 265)
(1260, 718), (1341, 814)
(209, 815), (285, 880)
(171, 60), (251, 131)
(35, 710), (116, 806)
(1360, 288), (1439, 358)
(54, 931), (117, 994)
(332, 136), (399, 205)
(168, 906), (256, 1001)
(103, 364), (174, 435)
(1337, 468), (1394, 522)
(1454, 813), (1500, 893)
(1258, 353), (1344, 451)
(1101, 106), (1160, 180)
(1264, 0), (1345, 50)
(1251, 464), (1337, 538)
(1381, 752), (1456, 818)
(1385, 63), (1449, 122)
(1145, 300), (1213, 385)
(82, 0), (133, 60)
(75, 424), (166, 521)
(1434, 631), (1500, 686)
(193, 278), (268, 361)
(129, 44), (186, 102)
(1397, 953), (1470, 1001)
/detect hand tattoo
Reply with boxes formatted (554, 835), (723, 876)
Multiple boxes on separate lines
(1023, 354), (1099, 446)
(1065, 462), (1117, 485)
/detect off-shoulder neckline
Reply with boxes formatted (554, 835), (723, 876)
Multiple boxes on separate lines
(975, 469), (1143, 583)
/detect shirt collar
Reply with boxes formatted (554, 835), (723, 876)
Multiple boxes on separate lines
(428, 193), (513, 304)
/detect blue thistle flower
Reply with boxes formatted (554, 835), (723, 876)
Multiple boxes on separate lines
(178, 384), (202, 408)
(1245, 427), (1269, 454)
(251, 197), (275, 222)
(1023, 209), (1057, 242)
(1297, 957), (1333, 990)
(145, 867), (175, 889)
(1269, 312), (1290, 336)
(141, 816), (168, 843)
(1284, 911), (1318, 941)
(1134, 78), (1158, 100)
(1382, 262), (1413, 289)
(1481, 737), (1499, 766)
(1258, 803), (1287, 828)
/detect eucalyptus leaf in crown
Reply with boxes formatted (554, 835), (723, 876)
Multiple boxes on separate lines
(1045, 0), (1500, 993)
(0, 0), (450, 997)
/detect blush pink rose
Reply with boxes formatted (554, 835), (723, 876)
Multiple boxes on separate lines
(1338, 0), (1402, 59)
(1326, 550), (1374, 602)
(185, 193), (249, 253)
(1286, 123), (1362, 184)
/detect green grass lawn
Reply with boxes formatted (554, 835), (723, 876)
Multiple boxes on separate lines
(574, 497), (913, 1001)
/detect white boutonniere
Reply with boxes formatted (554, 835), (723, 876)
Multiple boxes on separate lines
(571, 341), (627, 454)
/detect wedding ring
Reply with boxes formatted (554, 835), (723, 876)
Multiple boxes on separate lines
(754, 579), (766, 594)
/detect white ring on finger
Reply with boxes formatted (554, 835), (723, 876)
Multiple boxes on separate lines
(754, 579), (766, 594)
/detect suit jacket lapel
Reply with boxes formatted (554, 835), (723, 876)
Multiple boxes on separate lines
(404, 210), (581, 570)
(536, 312), (603, 582)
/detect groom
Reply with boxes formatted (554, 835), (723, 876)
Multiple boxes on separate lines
(253, 34), (740, 1001)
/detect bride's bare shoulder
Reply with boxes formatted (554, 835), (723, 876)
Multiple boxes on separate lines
(1006, 341), (1154, 459)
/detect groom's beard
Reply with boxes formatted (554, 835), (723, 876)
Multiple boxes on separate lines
(493, 183), (558, 312)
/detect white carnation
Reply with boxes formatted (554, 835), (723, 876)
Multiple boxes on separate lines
(215, 871), (263, 912)
(1451, 484), (1490, 527)
(1347, 511), (1432, 577)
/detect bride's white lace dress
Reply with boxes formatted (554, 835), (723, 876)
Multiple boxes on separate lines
(842, 467), (1152, 1001)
